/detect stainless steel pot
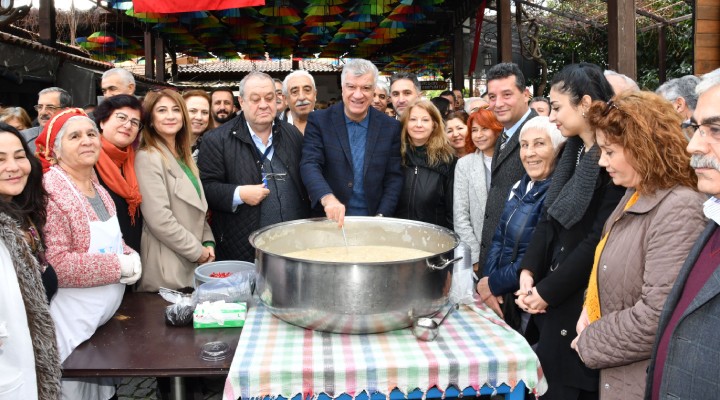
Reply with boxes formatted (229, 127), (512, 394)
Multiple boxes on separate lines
(249, 217), (460, 334)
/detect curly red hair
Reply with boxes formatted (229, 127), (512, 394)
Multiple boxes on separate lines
(465, 109), (503, 154)
(587, 91), (696, 195)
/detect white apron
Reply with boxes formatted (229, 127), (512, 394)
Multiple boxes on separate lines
(0, 242), (38, 400)
(49, 170), (125, 400)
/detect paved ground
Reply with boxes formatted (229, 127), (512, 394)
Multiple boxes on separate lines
(117, 377), (224, 399)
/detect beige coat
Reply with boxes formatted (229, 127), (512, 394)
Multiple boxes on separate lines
(575, 186), (706, 400)
(135, 143), (213, 292)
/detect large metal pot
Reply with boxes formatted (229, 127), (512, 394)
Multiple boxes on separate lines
(249, 217), (460, 334)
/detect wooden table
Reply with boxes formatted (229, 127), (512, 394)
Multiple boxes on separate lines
(62, 292), (242, 399)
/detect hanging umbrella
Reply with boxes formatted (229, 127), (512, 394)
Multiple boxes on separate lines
(304, 5), (345, 16)
(178, 11), (211, 23)
(304, 15), (343, 26)
(259, 4), (302, 24)
(351, 2), (393, 15)
(379, 19), (410, 29)
(347, 13), (377, 23)
(126, 9), (178, 23)
(305, 0), (348, 5)
(87, 31), (116, 44)
(110, 0), (133, 10)
(153, 24), (190, 34)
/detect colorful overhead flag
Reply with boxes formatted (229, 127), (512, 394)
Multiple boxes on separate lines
(133, 0), (265, 14)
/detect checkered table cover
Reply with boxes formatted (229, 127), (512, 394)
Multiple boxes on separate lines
(223, 298), (547, 400)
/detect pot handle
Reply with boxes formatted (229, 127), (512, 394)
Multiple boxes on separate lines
(427, 256), (463, 270)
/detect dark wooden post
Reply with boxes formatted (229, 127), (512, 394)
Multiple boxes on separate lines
(607, 0), (637, 79)
(155, 34), (165, 82)
(144, 30), (154, 79)
(453, 24), (465, 92)
(658, 25), (667, 84)
(497, 0), (512, 63)
(38, 0), (56, 47)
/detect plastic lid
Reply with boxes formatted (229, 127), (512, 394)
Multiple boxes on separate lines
(200, 341), (231, 362)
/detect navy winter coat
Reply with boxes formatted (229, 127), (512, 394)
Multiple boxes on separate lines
(483, 173), (552, 296)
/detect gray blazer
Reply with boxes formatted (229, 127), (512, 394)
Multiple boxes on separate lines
(645, 221), (720, 399)
(478, 110), (537, 270)
(453, 151), (488, 265)
(20, 126), (41, 154)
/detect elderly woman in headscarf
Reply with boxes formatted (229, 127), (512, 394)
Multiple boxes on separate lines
(35, 109), (142, 400)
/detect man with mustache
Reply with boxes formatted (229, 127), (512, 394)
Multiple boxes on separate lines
(210, 87), (235, 126)
(21, 87), (72, 153)
(198, 72), (309, 262)
(645, 67), (720, 400)
(283, 70), (317, 135)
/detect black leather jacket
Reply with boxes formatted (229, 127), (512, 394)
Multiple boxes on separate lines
(395, 146), (456, 229)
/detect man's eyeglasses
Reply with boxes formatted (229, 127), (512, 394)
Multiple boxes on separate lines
(114, 112), (143, 131)
(34, 104), (62, 112)
(683, 121), (720, 143)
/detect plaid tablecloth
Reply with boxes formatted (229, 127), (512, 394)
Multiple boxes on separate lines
(223, 299), (547, 400)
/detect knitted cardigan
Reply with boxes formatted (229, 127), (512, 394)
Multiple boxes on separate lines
(0, 213), (61, 399)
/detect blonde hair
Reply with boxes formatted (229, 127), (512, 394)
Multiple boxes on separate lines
(400, 100), (454, 167)
(141, 89), (198, 175)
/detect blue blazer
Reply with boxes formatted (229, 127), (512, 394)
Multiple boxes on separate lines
(300, 102), (403, 217)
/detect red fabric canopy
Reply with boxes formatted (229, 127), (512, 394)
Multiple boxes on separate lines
(133, 0), (264, 14)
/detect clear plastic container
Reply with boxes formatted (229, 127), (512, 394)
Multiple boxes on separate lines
(200, 341), (231, 362)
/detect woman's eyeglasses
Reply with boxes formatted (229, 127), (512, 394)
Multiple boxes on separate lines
(114, 112), (143, 131)
(601, 100), (620, 117)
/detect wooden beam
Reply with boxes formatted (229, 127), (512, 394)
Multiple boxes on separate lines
(697, 33), (720, 48)
(497, 0), (512, 63)
(638, 14), (692, 33)
(38, 0), (56, 47)
(453, 24), (465, 91)
(697, 4), (720, 20)
(144, 30), (154, 79)
(607, 0), (637, 79)
(658, 25), (666, 83)
(155, 34), (164, 82)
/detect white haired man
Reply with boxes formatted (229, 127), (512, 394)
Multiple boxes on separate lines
(657, 75), (701, 123)
(604, 70), (640, 94)
(101, 67), (136, 98)
(301, 58), (403, 226)
(283, 70), (317, 134)
(372, 81), (390, 112)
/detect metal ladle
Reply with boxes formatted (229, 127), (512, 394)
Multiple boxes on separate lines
(412, 303), (459, 341)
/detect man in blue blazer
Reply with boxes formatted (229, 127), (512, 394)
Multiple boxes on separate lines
(301, 59), (403, 225)
(645, 68), (720, 400)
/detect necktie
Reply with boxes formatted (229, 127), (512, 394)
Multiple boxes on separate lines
(499, 131), (509, 151)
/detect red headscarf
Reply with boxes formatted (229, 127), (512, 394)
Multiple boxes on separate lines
(35, 108), (89, 173)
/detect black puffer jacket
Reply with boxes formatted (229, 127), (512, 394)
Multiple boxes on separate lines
(197, 113), (309, 262)
(395, 146), (456, 229)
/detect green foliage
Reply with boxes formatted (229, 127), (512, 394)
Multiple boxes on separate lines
(636, 20), (693, 90)
(532, 0), (693, 94)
